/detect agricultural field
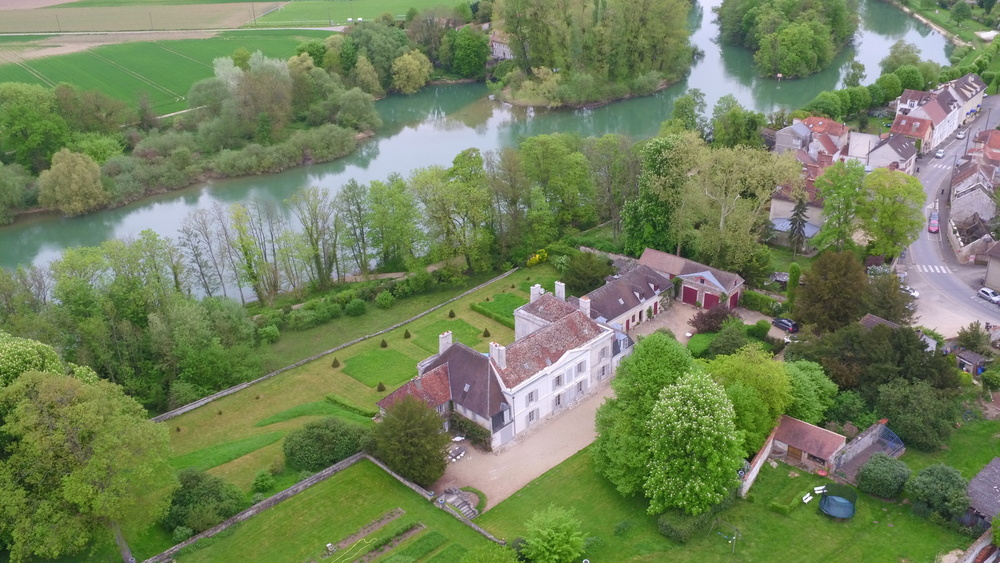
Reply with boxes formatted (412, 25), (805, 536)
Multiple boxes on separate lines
(253, 0), (449, 26)
(174, 459), (492, 562)
(165, 267), (549, 491)
(0, 29), (334, 114)
(0, 2), (282, 33)
(478, 448), (972, 562)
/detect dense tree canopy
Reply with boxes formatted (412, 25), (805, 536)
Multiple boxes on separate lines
(708, 346), (792, 455)
(796, 251), (866, 332)
(371, 396), (451, 488)
(521, 506), (586, 563)
(717, 0), (858, 78)
(0, 372), (177, 562)
(593, 333), (695, 496)
(644, 370), (743, 515)
(858, 169), (925, 259)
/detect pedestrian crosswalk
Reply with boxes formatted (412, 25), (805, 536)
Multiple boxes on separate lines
(928, 162), (951, 170)
(914, 264), (953, 274)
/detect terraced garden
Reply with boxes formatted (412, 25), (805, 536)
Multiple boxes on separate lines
(174, 459), (492, 562)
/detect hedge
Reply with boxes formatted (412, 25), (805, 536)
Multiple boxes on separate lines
(449, 412), (492, 451)
(470, 301), (516, 329)
(740, 290), (784, 316)
(657, 489), (737, 543)
(325, 394), (378, 418)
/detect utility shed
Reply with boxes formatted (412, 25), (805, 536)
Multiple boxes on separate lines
(772, 415), (846, 472)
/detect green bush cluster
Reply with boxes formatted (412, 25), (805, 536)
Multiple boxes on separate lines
(656, 489), (737, 543)
(345, 298), (367, 317)
(282, 417), (370, 472)
(739, 291), (784, 316)
(165, 469), (250, 535)
(856, 453), (911, 499)
(449, 412), (492, 450)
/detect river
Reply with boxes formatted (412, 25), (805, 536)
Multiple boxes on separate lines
(0, 0), (953, 270)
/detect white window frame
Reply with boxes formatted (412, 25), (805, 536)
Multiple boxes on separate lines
(526, 390), (536, 406)
(576, 361), (586, 374)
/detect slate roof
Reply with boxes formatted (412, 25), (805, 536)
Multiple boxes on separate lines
(898, 89), (931, 108)
(638, 248), (745, 293)
(968, 457), (1000, 521)
(420, 342), (505, 421)
(858, 313), (900, 331)
(771, 218), (821, 238)
(801, 116), (847, 137)
(493, 311), (606, 389)
(518, 292), (578, 323)
(876, 134), (917, 160)
(583, 264), (670, 322)
(957, 349), (988, 366)
(891, 115), (932, 139)
(378, 364), (451, 411)
(774, 415), (846, 461)
(787, 121), (811, 139)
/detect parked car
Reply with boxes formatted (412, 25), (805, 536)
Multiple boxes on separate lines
(935, 148), (946, 158)
(783, 334), (799, 344)
(979, 287), (1000, 304)
(772, 318), (799, 333)
(928, 212), (939, 233)
(900, 285), (919, 299)
(956, 130), (967, 139)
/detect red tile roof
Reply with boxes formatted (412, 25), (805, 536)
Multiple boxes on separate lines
(518, 293), (578, 323)
(377, 365), (451, 410)
(774, 415), (846, 461)
(493, 311), (606, 389)
(801, 116), (847, 137)
(890, 115), (932, 139)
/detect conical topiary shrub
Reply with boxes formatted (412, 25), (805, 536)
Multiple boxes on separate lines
(404, 329), (411, 339)
(483, 328), (491, 338)
(448, 309), (456, 318)
(332, 357), (340, 368)
(377, 382), (386, 392)
(380, 338), (388, 348)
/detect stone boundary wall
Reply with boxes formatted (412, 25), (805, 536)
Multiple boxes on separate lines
(739, 426), (778, 498)
(832, 420), (886, 470)
(143, 452), (367, 563)
(152, 268), (519, 422)
(143, 453), (505, 562)
(955, 529), (994, 563)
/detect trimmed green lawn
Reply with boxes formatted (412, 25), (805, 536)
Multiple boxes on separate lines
(412, 318), (484, 354)
(175, 459), (492, 563)
(901, 418), (1000, 479)
(254, 400), (374, 428)
(518, 271), (561, 295)
(478, 447), (970, 561)
(254, 0), (449, 26)
(342, 348), (418, 387)
(170, 432), (285, 472)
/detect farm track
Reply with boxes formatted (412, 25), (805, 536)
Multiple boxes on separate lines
(0, 46), (55, 86)
(86, 49), (183, 98)
(152, 41), (213, 69)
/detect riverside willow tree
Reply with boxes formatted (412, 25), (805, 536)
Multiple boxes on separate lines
(495, 0), (692, 104)
(716, 0), (858, 78)
(0, 372), (177, 563)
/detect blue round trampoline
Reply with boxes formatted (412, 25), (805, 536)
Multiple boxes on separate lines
(819, 484), (858, 520)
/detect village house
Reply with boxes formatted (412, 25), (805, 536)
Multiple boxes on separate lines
(563, 265), (671, 331)
(950, 159), (997, 228)
(489, 31), (513, 60)
(380, 285), (632, 450)
(891, 74), (988, 153)
(638, 248), (744, 309)
(890, 114), (934, 153)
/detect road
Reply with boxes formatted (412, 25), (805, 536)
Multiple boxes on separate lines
(901, 93), (1000, 335)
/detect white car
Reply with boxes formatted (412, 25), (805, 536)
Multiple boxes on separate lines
(956, 130), (967, 140)
(900, 285), (919, 299)
(979, 287), (1000, 304)
(935, 148), (946, 158)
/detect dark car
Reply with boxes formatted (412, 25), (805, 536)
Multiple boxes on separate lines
(928, 211), (940, 233)
(772, 318), (799, 333)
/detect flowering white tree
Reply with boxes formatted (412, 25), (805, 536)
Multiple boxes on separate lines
(644, 370), (744, 515)
(0, 330), (63, 389)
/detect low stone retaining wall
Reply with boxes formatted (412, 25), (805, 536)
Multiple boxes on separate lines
(152, 268), (518, 422)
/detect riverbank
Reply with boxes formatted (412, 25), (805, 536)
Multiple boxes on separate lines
(494, 77), (681, 110)
(884, 0), (974, 48)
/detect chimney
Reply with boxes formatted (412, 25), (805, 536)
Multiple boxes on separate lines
(414, 376), (423, 390)
(554, 281), (566, 301)
(530, 283), (543, 302)
(439, 331), (452, 355)
(490, 342), (507, 369)
(579, 296), (591, 318)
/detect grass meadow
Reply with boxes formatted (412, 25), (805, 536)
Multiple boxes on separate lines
(0, 29), (333, 113)
(478, 448), (971, 562)
(174, 458), (491, 563)
(254, 0), (450, 26)
(164, 266), (550, 492)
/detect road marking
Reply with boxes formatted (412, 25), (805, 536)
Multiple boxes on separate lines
(915, 264), (954, 274)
